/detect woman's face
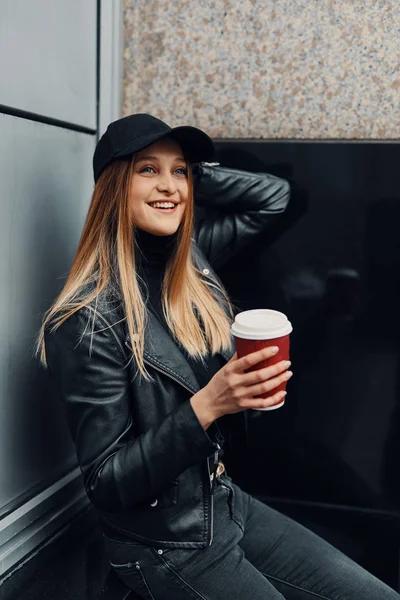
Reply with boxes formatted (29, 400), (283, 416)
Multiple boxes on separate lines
(129, 137), (189, 236)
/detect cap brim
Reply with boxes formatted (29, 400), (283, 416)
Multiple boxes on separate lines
(114, 126), (214, 164)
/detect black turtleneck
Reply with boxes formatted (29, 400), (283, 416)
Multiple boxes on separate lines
(134, 227), (229, 458)
(135, 227), (177, 319)
(134, 227), (225, 393)
(135, 227), (178, 265)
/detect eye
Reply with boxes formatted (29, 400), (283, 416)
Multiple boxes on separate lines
(174, 167), (188, 176)
(139, 165), (155, 173)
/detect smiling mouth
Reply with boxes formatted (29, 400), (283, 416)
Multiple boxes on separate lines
(147, 201), (179, 211)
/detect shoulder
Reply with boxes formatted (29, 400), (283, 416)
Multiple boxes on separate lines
(191, 238), (217, 277)
(190, 239), (230, 304)
(190, 238), (206, 266)
(44, 285), (127, 359)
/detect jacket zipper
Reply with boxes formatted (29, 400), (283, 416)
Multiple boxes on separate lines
(125, 340), (216, 546)
(207, 455), (214, 546)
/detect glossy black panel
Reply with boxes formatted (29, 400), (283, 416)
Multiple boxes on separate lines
(213, 141), (400, 515)
(4, 142), (400, 598)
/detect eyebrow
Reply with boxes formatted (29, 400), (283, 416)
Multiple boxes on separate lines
(135, 155), (186, 162)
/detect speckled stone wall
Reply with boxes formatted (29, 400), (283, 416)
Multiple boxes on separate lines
(123, 1), (400, 139)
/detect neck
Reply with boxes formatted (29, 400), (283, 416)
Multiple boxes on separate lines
(134, 227), (178, 266)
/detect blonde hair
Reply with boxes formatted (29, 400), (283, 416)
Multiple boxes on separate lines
(36, 154), (236, 382)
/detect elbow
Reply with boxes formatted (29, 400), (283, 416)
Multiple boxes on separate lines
(272, 178), (291, 215)
(86, 482), (125, 513)
(280, 179), (291, 209)
(84, 464), (126, 513)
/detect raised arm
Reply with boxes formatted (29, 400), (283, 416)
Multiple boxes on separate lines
(44, 308), (219, 513)
(192, 163), (291, 269)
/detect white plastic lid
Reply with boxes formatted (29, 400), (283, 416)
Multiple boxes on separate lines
(231, 309), (292, 340)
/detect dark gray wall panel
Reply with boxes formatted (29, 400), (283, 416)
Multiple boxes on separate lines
(0, 114), (95, 508)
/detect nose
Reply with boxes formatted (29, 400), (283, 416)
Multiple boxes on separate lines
(156, 172), (176, 195)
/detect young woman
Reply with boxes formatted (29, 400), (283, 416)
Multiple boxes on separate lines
(38, 114), (399, 599)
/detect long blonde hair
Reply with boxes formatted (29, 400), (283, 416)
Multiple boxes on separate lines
(36, 154), (236, 382)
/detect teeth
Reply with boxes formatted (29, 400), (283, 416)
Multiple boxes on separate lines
(149, 202), (176, 209)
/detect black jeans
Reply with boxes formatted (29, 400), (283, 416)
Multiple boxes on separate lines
(103, 474), (400, 599)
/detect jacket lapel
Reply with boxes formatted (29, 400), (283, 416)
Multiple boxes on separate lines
(127, 311), (235, 394)
(191, 242), (236, 363)
(126, 242), (236, 393)
(143, 312), (201, 394)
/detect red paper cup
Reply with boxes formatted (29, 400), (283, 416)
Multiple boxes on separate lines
(231, 309), (293, 411)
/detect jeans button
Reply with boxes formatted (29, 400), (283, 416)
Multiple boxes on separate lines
(150, 498), (158, 507)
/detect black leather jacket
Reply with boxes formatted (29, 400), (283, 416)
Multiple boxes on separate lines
(44, 163), (291, 549)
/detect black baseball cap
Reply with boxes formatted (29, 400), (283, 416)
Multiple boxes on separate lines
(93, 113), (215, 182)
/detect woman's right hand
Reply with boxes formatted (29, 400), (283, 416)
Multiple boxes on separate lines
(190, 346), (292, 428)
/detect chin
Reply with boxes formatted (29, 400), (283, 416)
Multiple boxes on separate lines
(149, 225), (179, 236)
